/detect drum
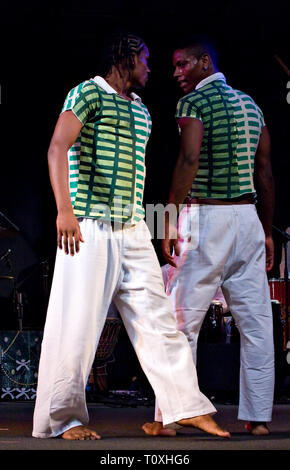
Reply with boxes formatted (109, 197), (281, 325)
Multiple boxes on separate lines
(269, 278), (290, 348)
(199, 301), (224, 343)
(95, 317), (122, 362)
(271, 300), (285, 344)
(269, 278), (284, 303)
(222, 314), (240, 344)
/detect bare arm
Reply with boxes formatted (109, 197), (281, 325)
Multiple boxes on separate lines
(48, 110), (84, 255)
(162, 117), (204, 266)
(254, 125), (275, 271)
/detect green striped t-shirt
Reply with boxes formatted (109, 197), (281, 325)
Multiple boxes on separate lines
(61, 76), (152, 224)
(176, 73), (265, 199)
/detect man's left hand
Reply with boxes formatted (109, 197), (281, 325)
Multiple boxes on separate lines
(161, 237), (179, 268)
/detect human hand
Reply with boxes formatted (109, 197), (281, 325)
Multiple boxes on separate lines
(56, 209), (84, 255)
(161, 237), (179, 268)
(162, 220), (179, 267)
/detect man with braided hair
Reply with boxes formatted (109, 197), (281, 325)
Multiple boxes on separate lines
(32, 32), (229, 440)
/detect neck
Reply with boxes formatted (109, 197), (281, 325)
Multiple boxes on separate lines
(194, 67), (217, 88)
(105, 66), (132, 100)
(204, 64), (218, 78)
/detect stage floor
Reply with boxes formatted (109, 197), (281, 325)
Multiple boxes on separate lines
(0, 401), (290, 456)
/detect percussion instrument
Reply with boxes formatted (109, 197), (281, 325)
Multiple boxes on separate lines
(199, 301), (224, 343)
(95, 317), (122, 362)
(269, 278), (290, 349)
(223, 314), (240, 344)
(268, 278), (289, 306)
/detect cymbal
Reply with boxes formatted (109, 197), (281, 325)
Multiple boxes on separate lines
(0, 275), (14, 280)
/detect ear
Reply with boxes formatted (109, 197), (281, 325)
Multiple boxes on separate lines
(131, 53), (138, 67)
(200, 54), (210, 71)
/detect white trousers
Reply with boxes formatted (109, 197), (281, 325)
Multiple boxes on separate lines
(32, 219), (215, 438)
(166, 204), (275, 422)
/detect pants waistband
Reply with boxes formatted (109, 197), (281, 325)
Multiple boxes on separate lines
(77, 217), (139, 231)
(185, 194), (255, 205)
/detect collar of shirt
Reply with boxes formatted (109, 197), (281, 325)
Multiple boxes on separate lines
(195, 72), (226, 90)
(92, 75), (142, 102)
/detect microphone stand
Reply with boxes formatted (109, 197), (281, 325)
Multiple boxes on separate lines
(273, 225), (290, 346)
(0, 211), (20, 233)
(16, 291), (24, 332)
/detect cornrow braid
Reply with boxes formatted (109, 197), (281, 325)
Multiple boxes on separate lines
(99, 31), (147, 78)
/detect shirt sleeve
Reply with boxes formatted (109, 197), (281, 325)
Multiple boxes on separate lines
(256, 104), (265, 128)
(61, 81), (100, 125)
(175, 96), (202, 121)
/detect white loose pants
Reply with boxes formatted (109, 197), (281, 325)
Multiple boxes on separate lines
(166, 204), (275, 422)
(32, 219), (215, 438)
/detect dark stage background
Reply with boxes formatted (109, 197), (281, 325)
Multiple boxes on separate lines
(0, 0), (289, 335)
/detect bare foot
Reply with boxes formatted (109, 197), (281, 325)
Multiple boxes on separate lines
(142, 421), (176, 436)
(62, 425), (101, 440)
(245, 422), (270, 436)
(177, 414), (230, 438)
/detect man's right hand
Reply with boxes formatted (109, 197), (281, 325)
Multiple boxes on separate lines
(56, 209), (84, 256)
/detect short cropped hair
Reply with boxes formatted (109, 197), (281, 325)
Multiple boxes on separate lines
(174, 35), (218, 69)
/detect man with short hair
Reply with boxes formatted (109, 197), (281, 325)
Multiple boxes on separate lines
(143, 37), (275, 437)
(32, 32), (230, 440)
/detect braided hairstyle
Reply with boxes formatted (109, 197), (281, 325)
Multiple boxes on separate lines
(99, 31), (147, 78)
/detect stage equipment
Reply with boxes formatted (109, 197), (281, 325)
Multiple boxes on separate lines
(199, 301), (224, 343)
(0, 330), (43, 401)
(272, 224), (290, 348)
